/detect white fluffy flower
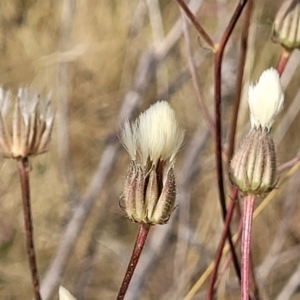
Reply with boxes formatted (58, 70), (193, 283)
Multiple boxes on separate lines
(59, 286), (77, 300)
(248, 68), (284, 131)
(121, 101), (184, 166)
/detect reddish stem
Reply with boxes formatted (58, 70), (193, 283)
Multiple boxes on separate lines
(227, 0), (253, 164)
(241, 195), (255, 300)
(17, 157), (42, 300)
(276, 49), (291, 76)
(213, 0), (247, 281)
(176, 0), (215, 51)
(206, 187), (238, 300)
(117, 224), (151, 300)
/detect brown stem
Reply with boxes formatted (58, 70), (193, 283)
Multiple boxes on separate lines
(227, 0), (253, 164)
(176, 0), (216, 51)
(213, 0), (247, 282)
(180, 8), (215, 136)
(117, 224), (151, 300)
(276, 49), (291, 76)
(241, 195), (255, 300)
(17, 157), (42, 300)
(206, 187), (238, 300)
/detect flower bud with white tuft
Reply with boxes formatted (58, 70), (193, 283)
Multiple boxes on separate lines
(0, 87), (54, 158)
(248, 68), (284, 132)
(120, 101), (184, 225)
(272, 0), (300, 51)
(231, 68), (285, 195)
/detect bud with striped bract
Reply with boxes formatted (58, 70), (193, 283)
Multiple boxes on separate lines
(120, 101), (184, 225)
(230, 68), (284, 195)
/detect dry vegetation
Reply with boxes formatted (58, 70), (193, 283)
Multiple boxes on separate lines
(0, 0), (300, 299)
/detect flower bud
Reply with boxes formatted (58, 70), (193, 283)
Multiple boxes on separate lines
(272, 0), (300, 50)
(120, 101), (184, 225)
(230, 130), (276, 195)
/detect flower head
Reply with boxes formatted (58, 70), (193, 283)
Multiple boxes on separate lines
(59, 286), (77, 300)
(248, 68), (284, 131)
(120, 101), (184, 225)
(0, 87), (54, 158)
(272, 0), (300, 50)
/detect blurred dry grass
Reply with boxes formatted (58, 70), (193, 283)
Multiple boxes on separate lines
(1, 0), (300, 299)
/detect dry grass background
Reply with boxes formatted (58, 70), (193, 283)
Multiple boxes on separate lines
(0, 0), (300, 299)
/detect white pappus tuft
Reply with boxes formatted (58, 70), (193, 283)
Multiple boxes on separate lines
(248, 68), (284, 131)
(120, 101), (184, 166)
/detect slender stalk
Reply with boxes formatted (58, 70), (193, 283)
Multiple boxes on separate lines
(17, 157), (42, 300)
(117, 224), (151, 300)
(227, 0), (253, 164)
(180, 8), (215, 136)
(176, 0), (216, 51)
(213, 0), (247, 281)
(276, 49), (291, 76)
(241, 195), (255, 300)
(206, 187), (238, 300)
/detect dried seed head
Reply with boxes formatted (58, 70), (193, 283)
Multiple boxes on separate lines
(230, 130), (276, 195)
(0, 87), (54, 158)
(248, 68), (284, 131)
(120, 101), (184, 225)
(272, 0), (300, 50)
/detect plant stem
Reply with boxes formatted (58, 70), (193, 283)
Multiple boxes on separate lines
(17, 157), (42, 300)
(213, 0), (247, 282)
(241, 195), (255, 300)
(206, 187), (238, 300)
(227, 0), (253, 164)
(117, 223), (151, 300)
(176, 0), (216, 51)
(276, 49), (291, 76)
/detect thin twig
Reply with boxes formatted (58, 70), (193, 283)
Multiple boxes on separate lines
(180, 9), (215, 135)
(176, 0), (216, 51)
(117, 224), (151, 300)
(227, 0), (252, 164)
(213, 0), (248, 281)
(17, 157), (41, 300)
(206, 187), (238, 300)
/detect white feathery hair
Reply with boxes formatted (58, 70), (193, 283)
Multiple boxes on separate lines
(58, 286), (77, 300)
(120, 101), (184, 165)
(248, 68), (284, 131)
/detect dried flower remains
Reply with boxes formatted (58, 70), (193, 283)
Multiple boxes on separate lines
(0, 87), (54, 158)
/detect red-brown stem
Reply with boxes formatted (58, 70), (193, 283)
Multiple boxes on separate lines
(176, 0), (216, 51)
(17, 157), (42, 300)
(206, 187), (238, 300)
(276, 49), (291, 76)
(213, 0), (247, 281)
(241, 195), (255, 300)
(227, 0), (253, 164)
(180, 8), (215, 136)
(117, 223), (151, 300)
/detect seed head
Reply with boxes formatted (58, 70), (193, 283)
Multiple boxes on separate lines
(0, 87), (54, 158)
(248, 68), (284, 131)
(120, 101), (184, 225)
(272, 0), (300, 51)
